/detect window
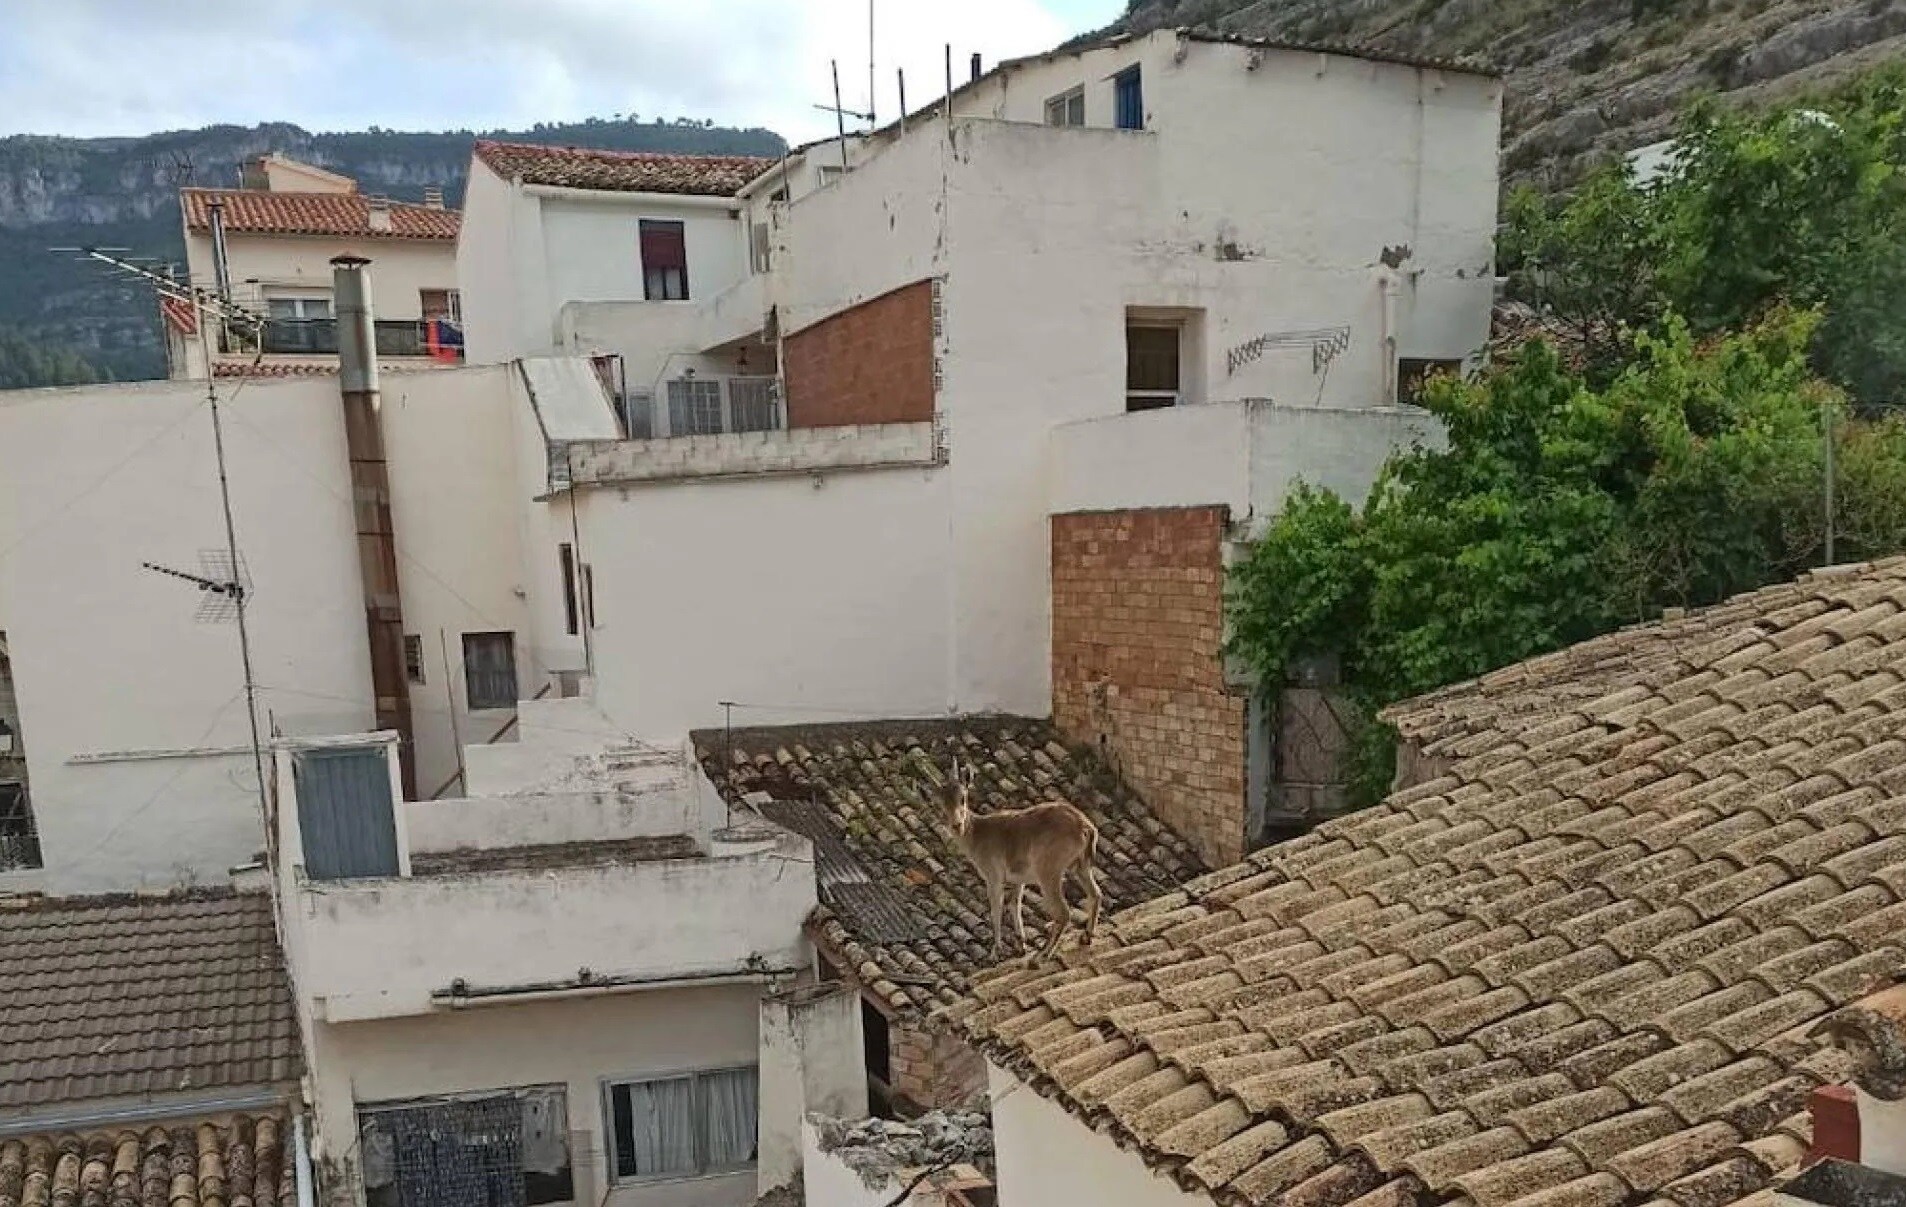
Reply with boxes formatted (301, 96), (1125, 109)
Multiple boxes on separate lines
(360, 1087), (572, 1207)
(750, 222), (772, 274)
(640, 220), (689, 301)
(817, 164), (845, 187)
(581, 565), (596, 631)
(265, 294), (332, 320)
(419, 288), (462, 322)
(1398, 357), (1462, 404)
(728, 377), (781, 432)
(559, 545), (579, 636)
(666, 378), (723, 436)
(605, 1067), (758, 1182)
(403, 635), (425, 685)
(1125, 323), (1181, 411)
(1044, 86), (1086, 127)
(461, 632), (517, 710)
(1114, 65), (1143, 130)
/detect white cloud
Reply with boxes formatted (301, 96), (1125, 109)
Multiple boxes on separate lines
(0, 0), (1086, 141)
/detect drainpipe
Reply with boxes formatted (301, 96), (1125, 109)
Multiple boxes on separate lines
(1378, 266), (1401, 404)
(333, 254), (418, 800)
(208, 200), (233, 304)
(294, 1114), (317, 1207)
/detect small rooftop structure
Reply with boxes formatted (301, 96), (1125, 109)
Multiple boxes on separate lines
(956, 556), (1906, 1207)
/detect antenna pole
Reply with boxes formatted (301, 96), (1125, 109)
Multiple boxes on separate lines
(196, 299), (272, 853)
(832, 60), (850, 171)
(898, 68), (908, 134)
(868, 0), (877, 131)
(1825, 395), (1837, 567)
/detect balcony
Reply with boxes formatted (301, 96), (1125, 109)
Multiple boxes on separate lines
(272, 733), (814, 1022)
(230, 318), (466, 360)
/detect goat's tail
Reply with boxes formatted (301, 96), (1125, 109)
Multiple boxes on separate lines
(1077, 819), (1104, 942)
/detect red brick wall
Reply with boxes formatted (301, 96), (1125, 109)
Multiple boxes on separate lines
(782, 280), (935, 428)
(888, 1019), (986, 1113)
(1051, 506), (1247, 867)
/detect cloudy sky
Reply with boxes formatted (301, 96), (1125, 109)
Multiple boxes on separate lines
(0, 0), (1126, 143)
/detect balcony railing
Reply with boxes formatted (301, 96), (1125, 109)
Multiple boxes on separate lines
(619, 375), (784, 440)
(230, 318), (466, 360)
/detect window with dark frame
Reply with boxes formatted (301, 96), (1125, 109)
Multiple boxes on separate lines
(1044, 86), (1085, 127)
(403, 635), (425, 685)
(1125, 323), (1181, 411)
(605, 1066), (758, 1182)
(559, 544), (579, 636)
(358, 1087), (572, 1207)
(461, 632), (517, 711)
(1398, 357), (1463, 404)
(640, 220), (689, 301)
(581, 565), (596, 630)
(1114, 65), (1143, 130)
(419, 289), (461, 322)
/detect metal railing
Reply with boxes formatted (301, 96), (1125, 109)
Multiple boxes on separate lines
(232, 318), (466, 359)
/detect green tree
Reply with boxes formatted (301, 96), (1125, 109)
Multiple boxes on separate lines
(0, 327), (104, 390)
(1227, 309), (1859, 804)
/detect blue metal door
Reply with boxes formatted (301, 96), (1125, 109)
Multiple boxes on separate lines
(294, 746), (400, 880)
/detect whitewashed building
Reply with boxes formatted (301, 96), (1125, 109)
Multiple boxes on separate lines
(166, 154), (464, 379)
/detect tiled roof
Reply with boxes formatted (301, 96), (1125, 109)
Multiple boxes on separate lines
(0, 891), (300, 1112)
(693, 717), (1207, 1017)
(210, 360), (457, 378)
(0, 1114), (295, 1207)
(474, 140), (773, 197)
(181, 188), (459, 240)
(954, 558), (1906, 1207)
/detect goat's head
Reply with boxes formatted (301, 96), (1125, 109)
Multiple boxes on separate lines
(945, 757), (977, 835)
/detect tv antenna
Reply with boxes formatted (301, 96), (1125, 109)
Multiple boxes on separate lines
(56, 245), (273, 848)
(140, 552), (253, 623)
(811, 1), (876, 171)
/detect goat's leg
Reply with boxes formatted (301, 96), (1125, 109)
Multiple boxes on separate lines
(985, 874), (1006, 961)
(1075, 859), (1104, 945)
(1031, 868), (1073, 965)
(1009, 883), (1029, 955)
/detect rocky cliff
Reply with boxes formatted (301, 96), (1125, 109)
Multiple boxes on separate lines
(0, 118), (783, 384)
(1111, 0), (1906, 183)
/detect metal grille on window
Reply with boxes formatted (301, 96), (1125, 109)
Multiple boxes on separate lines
(666, 379), (723, 436)
(728, 378), (782, 432)
(359, 1090), (572, 1207)
(0, 781), (40, 872)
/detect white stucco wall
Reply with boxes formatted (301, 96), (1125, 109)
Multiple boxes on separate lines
(0, 377), (375, 893)
(457, 160), (536, 364)
(576, 463), (954, 736)
(305, 987), (768, 1207)
(989, 1065), (1202, 1207)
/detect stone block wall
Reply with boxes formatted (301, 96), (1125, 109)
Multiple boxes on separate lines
(1050, 505), (1247, 867)
(782, 280), (936, 429)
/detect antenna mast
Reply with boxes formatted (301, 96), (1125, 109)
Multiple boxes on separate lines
(57, 247), (273, 846)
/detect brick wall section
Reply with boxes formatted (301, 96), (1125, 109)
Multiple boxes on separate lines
(1051, 506), (1247, 868)
(782, 280), (935, 428)
(888, 1020), (986, 1112)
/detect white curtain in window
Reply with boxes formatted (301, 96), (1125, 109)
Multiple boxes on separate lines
(702, 1069), (758, 1169)
(622, 1078), (697, 1177)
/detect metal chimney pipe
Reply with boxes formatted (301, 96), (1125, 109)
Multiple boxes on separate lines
(331, 254), (417, 800)
(207, 200), (233, 303)
(970, 52), (981, 82)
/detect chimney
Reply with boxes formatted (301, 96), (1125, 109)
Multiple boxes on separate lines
(970, 52), (982, 82)
(422, 185), (444, 209)
(331, 255), (418, 801)
(366, 196), (393, 233)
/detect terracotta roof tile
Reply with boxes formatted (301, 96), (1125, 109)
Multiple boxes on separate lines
(957, 560), (1906, 1205)
(0, 891), (299, 1113)
(182, 188), (457, 239)
(0, 1115), (294, 1207)
(474, 140), (771, 197)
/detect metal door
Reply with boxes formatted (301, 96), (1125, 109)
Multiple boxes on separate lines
(294, 746), (399, 879)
